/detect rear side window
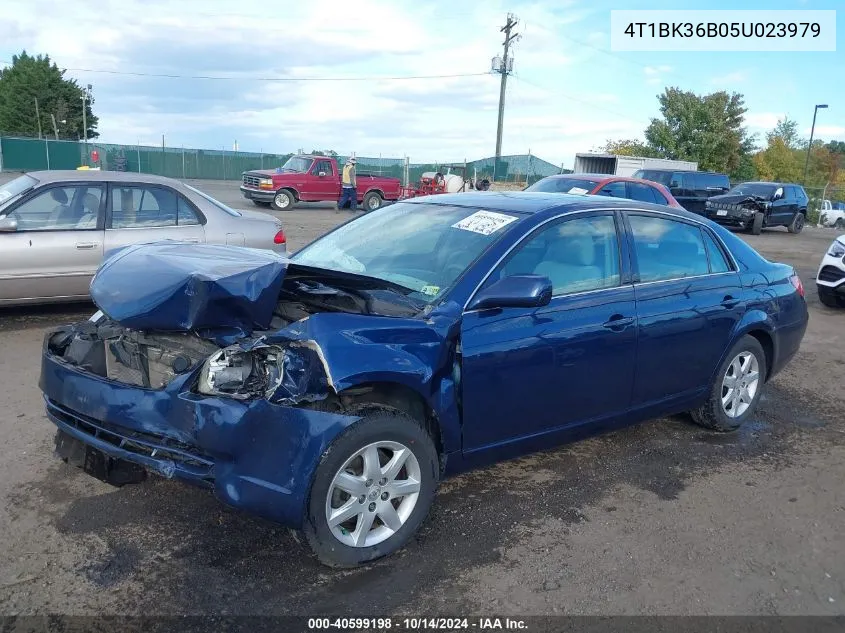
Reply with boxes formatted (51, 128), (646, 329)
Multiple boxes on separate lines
(650, 187), (669, 205)
(596, 181), (626, 198)
(703, 173), (730, 190)
(702, 230), (732, 273)
(628, 182), (658, 204)
(629, 215), (709, 282)
(784, 187), (796, 202)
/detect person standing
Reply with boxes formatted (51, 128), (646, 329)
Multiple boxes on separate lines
(338, 156), (357, 212)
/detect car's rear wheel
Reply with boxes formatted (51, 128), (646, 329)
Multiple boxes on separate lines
(818, 287), (845, 308)
(271, 190), (295, 211)
(690, 335), (766, 432)
(788, 212), (805, 234)
(362, 191), (383, 212)
(303, 408), (438, 568)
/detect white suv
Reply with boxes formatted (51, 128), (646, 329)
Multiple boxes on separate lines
(817, 234), (845, 308)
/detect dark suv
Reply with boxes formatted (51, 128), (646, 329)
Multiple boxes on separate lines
(632, 169), (730, 215)
(704, 182), (809, 235)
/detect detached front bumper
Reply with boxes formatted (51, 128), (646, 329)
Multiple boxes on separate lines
(39, 341), (359, 528)
(240, 186), (276, 203)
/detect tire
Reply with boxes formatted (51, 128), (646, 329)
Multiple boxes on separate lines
(362, 191), (383, 212)
(303, 408), (439, 568)
(818, 287), (845, 309)
(252, 200), (271, 208)
(788, 212), (805, 234)
(749, 212), (764, 235)
(271, 189), (295, 211)
(690, 335), (767, 432)
(835, 219), (845, 230)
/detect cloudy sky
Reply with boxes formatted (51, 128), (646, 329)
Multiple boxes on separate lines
(1, 0), (843, 166)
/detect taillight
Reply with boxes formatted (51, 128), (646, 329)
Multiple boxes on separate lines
(789, 272), (804, 298)
(273, 229), (286, 245)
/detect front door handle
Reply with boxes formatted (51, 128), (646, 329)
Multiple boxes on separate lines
(602, 315), (634, 331)
(75, 242), (97, 250)
(721, 295), (740, 309)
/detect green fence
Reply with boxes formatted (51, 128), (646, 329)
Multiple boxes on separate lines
(0, 136), (562, 185)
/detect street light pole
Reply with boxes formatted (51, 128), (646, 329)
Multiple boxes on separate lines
(803, 103), (828, 185)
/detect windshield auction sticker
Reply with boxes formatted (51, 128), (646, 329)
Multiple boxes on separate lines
(610, 10), (836, 52)
(452, 211), (518, 236)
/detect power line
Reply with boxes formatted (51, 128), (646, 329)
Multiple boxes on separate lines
(0, 60), (490, 82)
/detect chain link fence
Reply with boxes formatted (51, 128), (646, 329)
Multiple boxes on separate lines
(0, 136), (563, 187)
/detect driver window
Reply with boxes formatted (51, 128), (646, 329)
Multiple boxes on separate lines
(5, 185), (103, 231)
(494, 214), (621, 296)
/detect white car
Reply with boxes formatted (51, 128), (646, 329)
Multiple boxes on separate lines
(817, 234), (845, 308)
(819, 200), (845, 229)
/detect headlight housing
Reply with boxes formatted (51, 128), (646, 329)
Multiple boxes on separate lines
(259, 178), (274, 190)
(827, 240), (845, 258)
(197, 345), (283, 399)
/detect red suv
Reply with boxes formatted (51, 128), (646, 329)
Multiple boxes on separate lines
(525, 174), (684, 208)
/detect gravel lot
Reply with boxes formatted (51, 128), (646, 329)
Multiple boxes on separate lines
(1, 176), (844, 616)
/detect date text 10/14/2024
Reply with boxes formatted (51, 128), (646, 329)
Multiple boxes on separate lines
(307, 617), (528, 630)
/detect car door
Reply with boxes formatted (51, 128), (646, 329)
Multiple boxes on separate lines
(299, 159), (337, 201)
(104, 183), (206, 255)
(625, 212), (745, 409)
(769, 186), (795, 226)
(0, 183), (105, 303)
(460, 211), (637, 455)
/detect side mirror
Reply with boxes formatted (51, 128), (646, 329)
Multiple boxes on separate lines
(773, 187), (784, 200)
(467, 275), (552, 311)
(318, 171), (327, 177)
(0, 216), (18, 232)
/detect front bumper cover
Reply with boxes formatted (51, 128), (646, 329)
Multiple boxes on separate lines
(40, 342), (361, 528)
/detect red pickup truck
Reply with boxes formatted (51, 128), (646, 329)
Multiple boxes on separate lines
(240, 155), (402, 212)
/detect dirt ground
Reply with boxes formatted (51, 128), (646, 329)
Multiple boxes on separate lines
(1, 177), (844, 616)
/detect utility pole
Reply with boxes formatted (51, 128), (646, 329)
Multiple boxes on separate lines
(34, 98), (43, 139)
(50, 114), (59, 140)
(492, 13), (519, 181)
(803, 103), (828, 185)
(81, 84), (92, 165)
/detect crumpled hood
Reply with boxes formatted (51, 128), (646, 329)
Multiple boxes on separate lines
(89, 242), (289, 335)
(709, 194), (769, 205)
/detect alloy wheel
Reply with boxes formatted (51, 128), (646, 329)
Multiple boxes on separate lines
(721, 351), (760, 418)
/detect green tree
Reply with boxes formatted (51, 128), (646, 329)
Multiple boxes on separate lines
(0, 51), (98, 139)
(601, 138), (661, 158)
(766, 116), (801, 149)
(753, 137), (802, 183)
(644, 87), (752, 174)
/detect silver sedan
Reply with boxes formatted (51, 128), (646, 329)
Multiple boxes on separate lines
(0, 170), (287, 306)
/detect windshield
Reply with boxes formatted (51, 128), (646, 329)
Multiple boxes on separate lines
(183, 183), (241, 216)
(280, 156), (313, 173)
(0, 174), (38, 208)
(726, 183), (777, 198)
(633, 170), (672, 185)
(292, 202), (524, 303)
(525, 177), (599, 194)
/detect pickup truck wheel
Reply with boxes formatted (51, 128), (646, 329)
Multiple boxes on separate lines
(362, 191), (383, 212)
(690, 335), (766, 432)
(271, 190), (295, 211)
(788, 212), (805, 234)
(303, 408), (438, 568)
(834, 218), (845, 230)
(749, 212), (764, 235)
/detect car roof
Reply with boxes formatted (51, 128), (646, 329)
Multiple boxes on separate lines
(24, 170), (185, 186)
(400, 191), (697, 218)
(534, 174), (671, 187)
(636, 169), (726, 176)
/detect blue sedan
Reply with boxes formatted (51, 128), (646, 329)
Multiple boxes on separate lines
(39, 192), (808, 567)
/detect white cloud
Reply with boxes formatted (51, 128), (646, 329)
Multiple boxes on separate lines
(806, 125), (845, 137)
(745, 112), (786, 130)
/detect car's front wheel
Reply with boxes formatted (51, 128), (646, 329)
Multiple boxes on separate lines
(690, 335), (767, 432)
(271, 190), (295, 211)
(303, 408), (438, 567)
(818, 286), (845, 308)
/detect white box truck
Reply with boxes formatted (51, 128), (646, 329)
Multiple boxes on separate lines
(573, 153), (698, 176)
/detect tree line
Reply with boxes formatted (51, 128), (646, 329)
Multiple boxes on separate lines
(603, 87), (843, 190)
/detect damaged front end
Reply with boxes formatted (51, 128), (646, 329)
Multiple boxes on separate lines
(706, 195), (770, 228)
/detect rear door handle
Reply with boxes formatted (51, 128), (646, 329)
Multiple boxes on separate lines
(75, 242), (97, 250)
(602, 315), (634, 331)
